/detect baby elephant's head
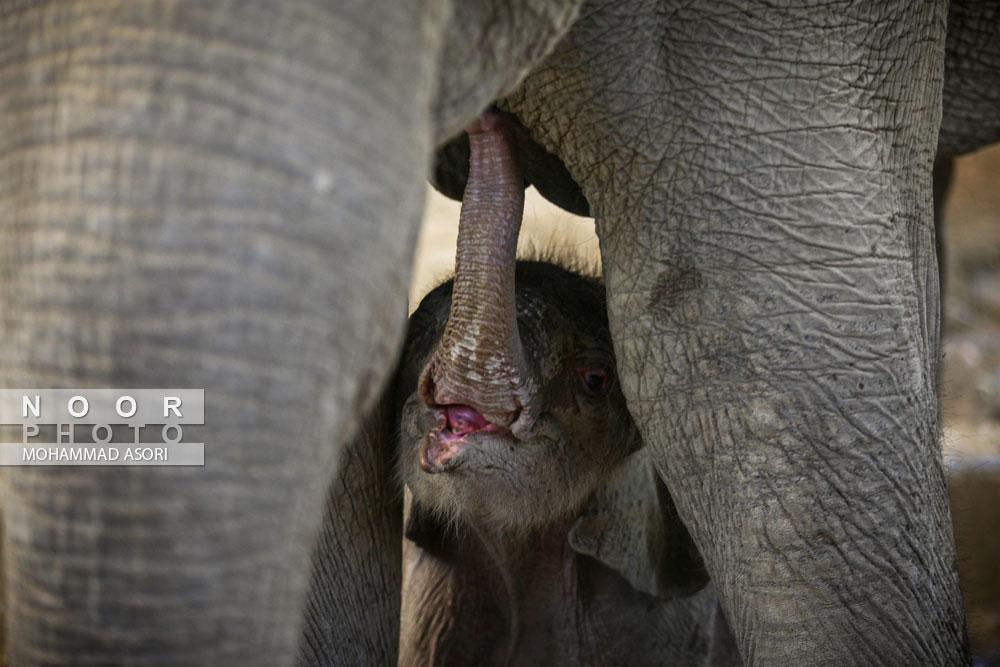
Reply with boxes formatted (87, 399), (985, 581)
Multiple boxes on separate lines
(398, 261), (641, 533)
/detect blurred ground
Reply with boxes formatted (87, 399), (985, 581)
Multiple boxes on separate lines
(413, 144), (1000, 656)
(942, 146), (1000, 462)
(941, 144), (1000, 658)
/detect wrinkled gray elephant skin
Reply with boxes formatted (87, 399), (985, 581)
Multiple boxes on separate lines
(2, 0), (998, 664)
(394, 260), (736, 665)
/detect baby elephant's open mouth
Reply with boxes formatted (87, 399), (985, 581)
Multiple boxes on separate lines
(419, 404), (512, 473)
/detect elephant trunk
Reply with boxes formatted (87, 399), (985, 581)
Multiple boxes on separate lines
(418, 111), (540, 436)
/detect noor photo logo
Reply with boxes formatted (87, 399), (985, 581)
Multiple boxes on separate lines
(0, 389), (205, 466)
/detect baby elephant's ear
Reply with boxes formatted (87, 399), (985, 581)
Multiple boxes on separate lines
(569, 450), (708, 599)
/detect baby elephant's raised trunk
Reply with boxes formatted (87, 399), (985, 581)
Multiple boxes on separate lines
(418, 111), (541, 436)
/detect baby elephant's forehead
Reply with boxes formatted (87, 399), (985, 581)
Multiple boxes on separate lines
(513, 262), (605, 312)
(513, 287), (553, 322)
(514, 287), (594, 343)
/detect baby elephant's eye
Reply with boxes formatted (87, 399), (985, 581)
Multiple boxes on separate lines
(577, 367), (610, 397)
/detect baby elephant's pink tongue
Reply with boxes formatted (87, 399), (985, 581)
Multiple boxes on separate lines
(446, 404), (488, 435)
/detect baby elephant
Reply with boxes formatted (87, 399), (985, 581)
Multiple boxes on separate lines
(396, 260), (737, 666)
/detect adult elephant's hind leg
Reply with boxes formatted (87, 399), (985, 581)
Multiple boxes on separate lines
(598, 4), (967, 665)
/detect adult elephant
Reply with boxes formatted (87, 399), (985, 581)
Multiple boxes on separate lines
(0, 1), (996, 665)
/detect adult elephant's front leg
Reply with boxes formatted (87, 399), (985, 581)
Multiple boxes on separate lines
(510, 1), (967, 664)
(599, 6), (966, 665)
(0, 1), (433, 663)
